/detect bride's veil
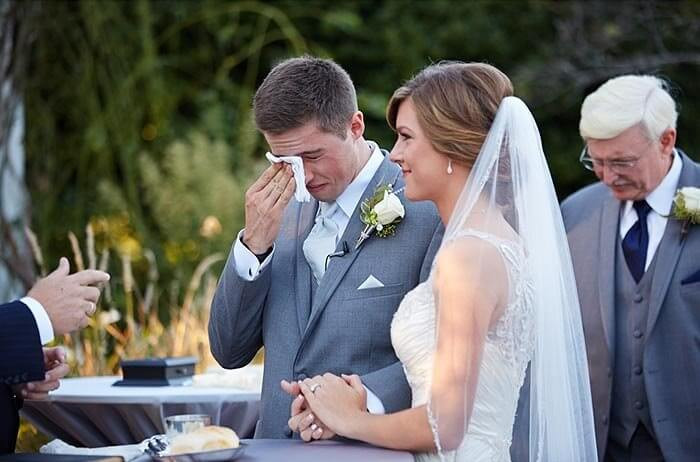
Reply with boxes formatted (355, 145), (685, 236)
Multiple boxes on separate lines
(427, 95), (598, 461)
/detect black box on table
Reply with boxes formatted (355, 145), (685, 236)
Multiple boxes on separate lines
(112, 356), (197, 387)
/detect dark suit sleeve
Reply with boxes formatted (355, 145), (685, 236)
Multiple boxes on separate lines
(1, 300), (45, 455)
(0, 300), (45, 384)
(0, 383), (20, 454)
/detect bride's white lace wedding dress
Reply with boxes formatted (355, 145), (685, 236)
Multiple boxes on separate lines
(391, 230), (535, 462)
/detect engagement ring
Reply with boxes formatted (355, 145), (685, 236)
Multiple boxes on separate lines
(310, 383), (321, 393)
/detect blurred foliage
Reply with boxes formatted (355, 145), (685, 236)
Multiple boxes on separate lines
(19, 0), (700, 315)
(15, 420), (49, 454)
(27, 226), (225, 375)
(23, 0), (308, 294)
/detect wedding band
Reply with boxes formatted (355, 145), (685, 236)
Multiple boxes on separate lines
(86, 302), (96, 315)
(310, 383), (321, 393)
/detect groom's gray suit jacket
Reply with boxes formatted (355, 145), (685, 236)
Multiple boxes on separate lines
(209, 153), (442, 439)
(560, 151), (700, 461)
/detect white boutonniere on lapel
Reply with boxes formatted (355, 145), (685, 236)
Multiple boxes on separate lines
(670, 187), (700, 241)
(355, 184), (405, 250)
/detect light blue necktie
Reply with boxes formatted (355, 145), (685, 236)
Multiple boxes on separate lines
(303, 202), (340, 282)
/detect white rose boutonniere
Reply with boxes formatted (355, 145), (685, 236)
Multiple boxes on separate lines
(671, 186), (700, 240)
(355, 183), (405, 250)
(373, 191), (405, 225)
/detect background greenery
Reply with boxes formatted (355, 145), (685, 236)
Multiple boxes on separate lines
(7, 0), (700, 451)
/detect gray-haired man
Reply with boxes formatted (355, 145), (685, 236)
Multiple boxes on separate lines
(562, 75), (700, 461)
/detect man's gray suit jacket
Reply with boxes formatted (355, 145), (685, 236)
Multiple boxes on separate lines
(209, 153), (443, 439)
(560, 151), (700, 461)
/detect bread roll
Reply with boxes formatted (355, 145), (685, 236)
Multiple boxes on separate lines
(169, 425), (240, 454)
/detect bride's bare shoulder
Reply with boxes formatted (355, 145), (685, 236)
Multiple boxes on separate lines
(433, 236), (509, 308)
(436, 235), (505, 269)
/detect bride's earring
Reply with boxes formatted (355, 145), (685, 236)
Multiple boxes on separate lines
(446, 159), (453, 175)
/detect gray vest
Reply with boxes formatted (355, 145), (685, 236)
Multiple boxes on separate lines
(609, 235), (658, 447)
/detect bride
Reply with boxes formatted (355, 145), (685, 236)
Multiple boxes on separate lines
(289, 62), (598, 461)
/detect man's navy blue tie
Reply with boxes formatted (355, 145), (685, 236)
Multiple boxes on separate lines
(622, 200), (652, 283)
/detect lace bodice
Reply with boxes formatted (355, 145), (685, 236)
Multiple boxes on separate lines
(391, 230), (535, 462)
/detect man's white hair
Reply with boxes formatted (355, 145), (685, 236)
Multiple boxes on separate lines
(579, 75), (677, 141)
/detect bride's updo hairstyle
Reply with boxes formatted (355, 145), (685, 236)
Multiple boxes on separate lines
(386, 62), (513, 169)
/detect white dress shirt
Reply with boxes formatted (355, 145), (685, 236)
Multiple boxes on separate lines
(232, 142), (387, 414)
(619, 150), (682, 270)
(19, 296), (54, 345)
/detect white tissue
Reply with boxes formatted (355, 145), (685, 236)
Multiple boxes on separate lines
(265, 152), (311, 202)
(41, 438), (144, 461)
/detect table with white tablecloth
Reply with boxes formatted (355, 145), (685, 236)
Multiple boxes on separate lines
(20, 375), (261, 447)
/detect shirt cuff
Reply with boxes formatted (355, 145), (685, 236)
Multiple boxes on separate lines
(364, 385), (386, 415)
(232, 229), (274, 281)
(20, 296), (55, 345)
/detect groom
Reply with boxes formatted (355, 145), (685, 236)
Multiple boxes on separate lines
(209, 56), (442, 439)
(562, 75), (700, 461)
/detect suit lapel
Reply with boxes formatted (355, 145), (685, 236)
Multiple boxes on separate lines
(646, 152), (698, 337)
(302, 155), (399, 339)
(646, 218), (686, 336)
(295, 199), (318, 336)
(598, 195), (619, 354)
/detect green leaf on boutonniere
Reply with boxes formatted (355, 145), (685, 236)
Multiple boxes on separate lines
(355, 183), (405, 249)
(359, 183), (394, 228)
(672, 190), (700, 224)
(670, 187), (700, 240)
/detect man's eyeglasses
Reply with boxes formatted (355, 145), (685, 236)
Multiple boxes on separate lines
(579, 147), (641, 173)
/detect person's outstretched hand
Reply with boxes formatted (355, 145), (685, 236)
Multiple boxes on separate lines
(28, 257), (110, 336)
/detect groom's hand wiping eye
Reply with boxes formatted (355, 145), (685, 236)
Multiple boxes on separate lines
(242, 163), (295, 255)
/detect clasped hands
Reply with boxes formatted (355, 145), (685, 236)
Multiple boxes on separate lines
(281, 372), (368, 442)
(13, 346), (69, 400)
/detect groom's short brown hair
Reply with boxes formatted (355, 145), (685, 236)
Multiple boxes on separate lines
(253, 56), (358, 139)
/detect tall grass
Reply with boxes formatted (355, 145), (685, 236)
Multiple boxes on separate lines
(32, 223), (226, 376)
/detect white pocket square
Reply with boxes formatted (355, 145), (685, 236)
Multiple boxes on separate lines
(357, 275), (385, 290)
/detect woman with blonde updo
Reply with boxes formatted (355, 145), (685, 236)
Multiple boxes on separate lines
(294, 62), (597, 462)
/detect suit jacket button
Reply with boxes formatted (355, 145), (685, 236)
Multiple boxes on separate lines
(633, 330), (643, 339)
(297, 373), (307, 381)
(633, 293), (643, 303)
(634, 401), (644, 410)
(633, 366), (642, 375)
(284, 428), (293, 438)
